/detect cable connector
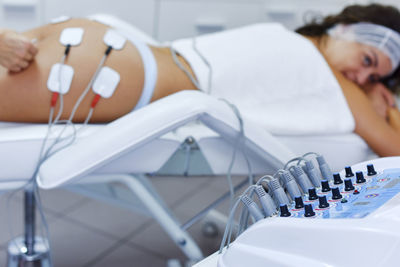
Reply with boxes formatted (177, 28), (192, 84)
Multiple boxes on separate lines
(290, 165), (313, 193)
(91, 94), (101, 108)
(241, 195), (264, 222)
(105, 45), (113, 56)
(64, 44), (71, 56)
(255, 186), (277, 217)
(316, 155), (333, 181)
(303, 160), (322, 187)
(268, 178), (290, 206)
(280, 170), (302, 199)
(50, 92), (59, 107)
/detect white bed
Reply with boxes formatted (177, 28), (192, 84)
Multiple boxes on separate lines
(0, 14), (378, 267)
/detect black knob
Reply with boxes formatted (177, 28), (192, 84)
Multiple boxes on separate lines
(280, 204), (291, 217)
(294, 196), (304, 209)
(344, 178), (355, 191)
(308, 188), (318, 200)
(332, 187), (342, 200)
(356, 172), (366, 184)
(318, 196), (330, 209)
(321, 180), (331, 192)
(367, 164), (377, 176)
(304, 204), (315, 217)
(333, 173), (343, 185)
(345, 166), (354, 177)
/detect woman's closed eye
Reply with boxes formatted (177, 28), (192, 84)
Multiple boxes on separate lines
(363, 55), (373, 67)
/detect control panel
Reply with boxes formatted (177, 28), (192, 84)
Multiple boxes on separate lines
(282, 164), (400, 219)
(218, 156), (400, 267)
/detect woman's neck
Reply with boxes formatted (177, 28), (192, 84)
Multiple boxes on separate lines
(303, 34), (337, 67)
(304, 35), (326, 53)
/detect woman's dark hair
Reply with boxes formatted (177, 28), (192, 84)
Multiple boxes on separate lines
(296, 4), (400, 92)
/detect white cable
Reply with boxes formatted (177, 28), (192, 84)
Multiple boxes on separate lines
(302, 152), (320, 158)
(82, 107), (94, 126)
(5, 47), (72, 255)
(171, 37), (255, 220)
(284, 157), (305, 170)
(256, 175), (275, 185)
(43, 52), (107, 160)
(219, 99), (254, 232)
(192, 38), (213, 94)
(170, 46), (201, 90)
(169, 37), (212, 93)
(69, 54), (106, 122)
(219, 184), (259, 253)
(219, 197), (242, 253)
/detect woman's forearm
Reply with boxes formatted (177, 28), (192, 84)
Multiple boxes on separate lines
(387, 107), (400, 133)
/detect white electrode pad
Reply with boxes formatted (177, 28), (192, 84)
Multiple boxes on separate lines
(103, 29), (127, 50)
(59, 27), (84, 46)
(47, 63), (74, 94)
(50, 15), (71, 24)
(92, 66), (120, 98)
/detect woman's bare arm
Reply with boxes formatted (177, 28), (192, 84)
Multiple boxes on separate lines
(362, 82), (396, 119)
(388, 107), (400, 132)
(333, 68), (400, 156)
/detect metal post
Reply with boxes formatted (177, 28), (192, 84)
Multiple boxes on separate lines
(7, 185), (52, 267)
(24, 186), (35, 256)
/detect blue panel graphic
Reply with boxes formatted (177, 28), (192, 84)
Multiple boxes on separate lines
(287, 168), (400, 219)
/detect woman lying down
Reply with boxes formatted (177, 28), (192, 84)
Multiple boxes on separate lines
(1, 4), (400, 157)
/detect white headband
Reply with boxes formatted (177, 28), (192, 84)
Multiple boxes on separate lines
(327, 22), (400, 74)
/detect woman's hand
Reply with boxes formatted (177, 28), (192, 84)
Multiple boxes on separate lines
(0, 29), (38, 72)
(363, 82), (396, 119)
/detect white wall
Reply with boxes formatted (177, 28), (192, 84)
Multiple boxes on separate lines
(0, 0), (398, 40)
(42, 0), (156, 36)
(156, 0), (266, 40)
(0, 0), (43, 31)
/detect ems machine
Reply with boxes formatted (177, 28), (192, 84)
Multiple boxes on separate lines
(209, 157), (400, 267)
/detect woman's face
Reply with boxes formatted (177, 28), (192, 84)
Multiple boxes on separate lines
(325, 38), (392, 86)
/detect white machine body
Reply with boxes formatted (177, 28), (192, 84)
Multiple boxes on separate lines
(47, 63), (74, 94)
(218, 157), (400, 267)
(103, 29), (127, 50)
(92, 66), (120, 98)
(59, 27), (84, 46)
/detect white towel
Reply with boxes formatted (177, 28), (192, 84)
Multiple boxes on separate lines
(172, 23), (355, 135)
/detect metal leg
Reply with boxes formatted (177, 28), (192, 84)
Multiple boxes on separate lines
(7, 187), (52, 267)
(113, 174), (204, 262)
(25, 188), (35, 256)
(7, 237), (51, 267)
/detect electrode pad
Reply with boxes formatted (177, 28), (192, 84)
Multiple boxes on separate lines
(50, 16), (71, 24)
(103, 29), (127, 50)
(60, 27), (84, 46)
(47, 63), (74, 94)
(92, 66), (120, 98)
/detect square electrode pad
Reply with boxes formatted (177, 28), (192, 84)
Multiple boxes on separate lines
(103, 29), (127, 50)
(59, 27), (84, 46)
(47, 63), (74, 94)
(92, 66), (120, 98)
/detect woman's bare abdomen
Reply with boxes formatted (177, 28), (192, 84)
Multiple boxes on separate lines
(0, 19), (148, 123)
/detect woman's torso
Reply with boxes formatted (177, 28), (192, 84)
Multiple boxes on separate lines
(0, 18), (194, 123)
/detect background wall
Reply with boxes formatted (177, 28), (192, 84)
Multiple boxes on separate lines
(0, 0), (398, 41)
